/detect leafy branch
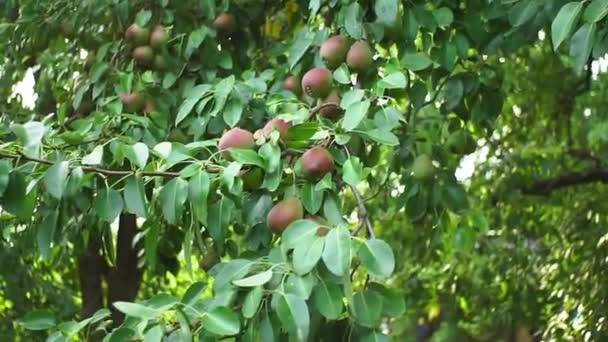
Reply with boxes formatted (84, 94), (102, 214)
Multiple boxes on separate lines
(349, 184), (375, 239)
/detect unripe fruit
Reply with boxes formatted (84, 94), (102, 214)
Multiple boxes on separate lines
(346, 41), (373, 73)
(302, 68), (333, 98)
(218, 128), (255, 157)
(320, 35), (351, 69)
(283, 75), (301, 96)
(214, 12), (236, 35)
(412, 154), (435, 180)
(318, 89), (342, 118)
(132, 46), (154, 67)
(263, 118), (290, 141)
(153, 54), (167, 70)
(120, 92), (145, 112)
(150, 25), (169, 50)
(447, 130), (477, 155)
(242, 167), (263, 190)
(125, 23), (150, 46)
(301, 147), (335, 178)
(267, 197), (304, 234)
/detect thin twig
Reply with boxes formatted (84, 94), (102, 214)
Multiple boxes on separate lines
(309, 102), (340, 117)
(349, 184), (375, 239)
(0, 150), (222, 178)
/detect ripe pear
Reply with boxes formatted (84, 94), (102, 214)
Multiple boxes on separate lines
(150, 25), (169, 50)
(132, 46), (154, 67)
(125, 23), (150, 46)
(412, 154), (435, 180)
(302, 67), (333, 98)
(218, 128), (255, 158)
(283, 75), (302, 96)
(267, 197), (304, 234)
(346, 41), (373, 73)
(214, 12), (236, 35)
(262, 118), (290, 141)
(301, 147), (335, 178)
(120, 92), (145, 112)
(320, 35), (351, 69)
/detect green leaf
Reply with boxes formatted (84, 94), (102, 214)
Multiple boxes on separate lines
(350, 290), (383, 328)
(442, 78), (464, 110)
(229, 149), (265, 168)
(20, 310), (56, 330)
(0, 160), (9, 196)
(442, 183), (469, 213)
(211, 76), (236, 117)
(340, 89), (365, 109)
(44, 161), (69, 199)
(433, 7), (453, 27)
(286, 122), (319, 141)
(37, 210), (58, 259)
(189, 170), (210, 224)
(124, 142), (149, 169)
(570, 23), (596, 74)
(371, 284), (406, 317)
(402, 53), (432, 71)
(113, 302), (161, 320)
(208, 197), (234, 244)
(358, 239), (395, 278)
(282, 219), (320, 250)
(342, 157), (364, 186)
(276, 294), (310, 341)
(345, 3), (364, 39)
(374, 0), (399, 26)
(135, 9), (152, 26)
(223, 98), (244, 127)
(363, 129), (399, 146)
(185, 27), (208, 59)
(182, 281), (207, 307)
(508, 0), (540, 27)
(202, 306), (240, 336)
(143, 325), (163, 342)
(233, 269), (273, 287)
(284, 274), (316, 299)
(323, 194), (346, 225)
(159, 178), (188, 224)
(584, 0), (608, 23)
(94, 189), (124, 222)
(378, 72), (406, 89)
(551, 2), (583, 50)
(82, 145), (103, 165)
(312, 278), (343, 320)
(11, 121), (44, 148)
(214, 259), (253, 291)
(123, 176), (147, 218)
(360, 332), (390, 342)
(300, 183), (323, 214)
(342, 100), (370, 131)
(453, 225), (476, 252)
(242, 286), (263, 319)
(333, 65), (351, 84)
(288, 28), (315, 70)
(322, 225), (351, 276)
(293, 237), (325, 275)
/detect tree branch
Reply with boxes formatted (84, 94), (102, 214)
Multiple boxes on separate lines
(523, 168), (608, 195)
(0, 150), (222, 178)
(309, 102), (340, 117)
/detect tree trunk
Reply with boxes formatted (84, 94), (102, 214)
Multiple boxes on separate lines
(107, 213), (143, 325)
(78, 235), (105, 318)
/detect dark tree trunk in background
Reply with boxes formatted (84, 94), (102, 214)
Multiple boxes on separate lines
(107, 213), (143, 324)
(78, 236), (105, 318)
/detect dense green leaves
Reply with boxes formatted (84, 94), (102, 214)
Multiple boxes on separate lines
(551, 2), (583, 50)
(202, 306), (240, 336)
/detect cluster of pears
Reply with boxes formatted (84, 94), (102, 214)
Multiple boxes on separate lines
(218, 120), (335, 234)
(283, 34), (374, 119)
(125, 23), (169, 70)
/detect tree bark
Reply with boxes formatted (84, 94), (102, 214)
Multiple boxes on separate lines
(107, 213), (143, 325)
(78, 235), (105, 318)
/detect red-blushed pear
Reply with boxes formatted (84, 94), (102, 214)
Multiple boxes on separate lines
(320, 35), (351, 69)
(301, 146), (335, 178)
(262, 118), (291, 141)
(143, 98), (156, 114)
(346, 40), (373, 73)
(120, 92), (145, 112)
(218, 127), (255, 158)
(150, 25), (169, 50)
(302, 67), (333, 98)
(125, 23), (150, 46)
(267, 197), (304, 234)
(214, 12), (236, 35)
(283, 75), (302, 96)
(318, 89), (342, 119)
(132, 46), (154, 67)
